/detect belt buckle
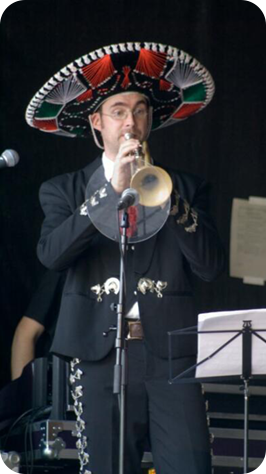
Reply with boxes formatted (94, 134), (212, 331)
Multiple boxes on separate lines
(127, 321), (143, 340)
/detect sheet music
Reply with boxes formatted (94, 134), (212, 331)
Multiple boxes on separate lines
(230, 197), (266, 284)
(196, 308), (266, 378)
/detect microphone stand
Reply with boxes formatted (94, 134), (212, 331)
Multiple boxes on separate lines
(113, 208), (129, 474)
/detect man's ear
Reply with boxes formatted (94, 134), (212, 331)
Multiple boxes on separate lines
(90, 113), (102, 132)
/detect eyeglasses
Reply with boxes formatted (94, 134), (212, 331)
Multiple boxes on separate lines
(101, 107), (149, 121)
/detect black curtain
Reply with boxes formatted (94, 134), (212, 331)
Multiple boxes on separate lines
(0, 0), (265, 389)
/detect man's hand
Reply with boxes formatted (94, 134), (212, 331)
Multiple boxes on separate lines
(111, 138), (141, 193)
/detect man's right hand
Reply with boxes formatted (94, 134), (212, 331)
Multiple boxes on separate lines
(111, 138), (141, 193)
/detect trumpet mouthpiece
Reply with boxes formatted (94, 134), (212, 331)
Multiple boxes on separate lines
(124, 132), (138, 140)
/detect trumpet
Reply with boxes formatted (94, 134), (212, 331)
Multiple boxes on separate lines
(124, 133), (172, 207)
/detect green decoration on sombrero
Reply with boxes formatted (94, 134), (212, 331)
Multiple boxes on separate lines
(35, 102), (64, 119)
(25, 42), (215, 138)
(183, 83), (207, 103)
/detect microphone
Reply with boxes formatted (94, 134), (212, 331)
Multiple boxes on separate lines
(117, 188), (139, 210)
(0, 150), (20, 169)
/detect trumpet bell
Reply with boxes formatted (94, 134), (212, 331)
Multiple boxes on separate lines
(131, 165), (173, 207)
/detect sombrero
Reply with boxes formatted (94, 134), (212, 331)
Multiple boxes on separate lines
(25, 42), (215, 138)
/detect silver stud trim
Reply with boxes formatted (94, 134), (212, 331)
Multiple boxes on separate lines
(137, 278), (167, 298)
(91, 277), (120, 302)
(70, 359), (91, 473)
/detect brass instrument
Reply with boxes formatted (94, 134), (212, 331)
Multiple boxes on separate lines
(124, 133), (172, 207)
(85, 134), (172, 243)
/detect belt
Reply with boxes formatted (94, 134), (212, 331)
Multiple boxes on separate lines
(126, 320), (144, 340)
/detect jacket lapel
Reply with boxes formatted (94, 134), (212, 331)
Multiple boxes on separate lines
(83, 156), (103, 184)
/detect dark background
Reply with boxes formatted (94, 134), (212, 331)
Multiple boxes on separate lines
(0, 0), (265, 389)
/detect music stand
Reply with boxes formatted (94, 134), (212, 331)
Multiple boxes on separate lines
(168, 308), (266, 474)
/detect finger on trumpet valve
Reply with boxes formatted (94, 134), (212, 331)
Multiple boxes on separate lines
(135, 143), (143, 158)
(124, 133), (143, 165)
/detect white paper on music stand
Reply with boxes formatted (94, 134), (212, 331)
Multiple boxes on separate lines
(230, 197), (266, 284)
(195, 308), (266, 379)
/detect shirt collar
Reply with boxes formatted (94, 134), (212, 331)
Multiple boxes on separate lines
(102, 152), (114, 181)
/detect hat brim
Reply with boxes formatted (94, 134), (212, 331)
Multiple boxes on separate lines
(25, 42), (215, 138)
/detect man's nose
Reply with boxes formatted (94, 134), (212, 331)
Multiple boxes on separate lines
(124, 111), (135, 127)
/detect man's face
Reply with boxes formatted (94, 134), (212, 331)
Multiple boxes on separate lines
(90, 92), (150, 160)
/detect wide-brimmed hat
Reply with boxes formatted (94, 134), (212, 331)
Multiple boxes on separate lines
(25, 42), (215, 138)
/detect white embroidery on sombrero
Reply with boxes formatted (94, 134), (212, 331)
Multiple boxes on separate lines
(75, 58), (84, 68)
(110, 43), (118, 53)
(48, 77), (58, 87)
(68, 63), (78, 73)
(166, 57), (201, 89)
(46, 77), (87, 105)
(54, 72), (64, 82)
(81, 55), (91, 65)
(60, 66), (71, 76)
(96, 48), (105, 58)
(103, 45), (112, 54)
(119, 43), (127, 52)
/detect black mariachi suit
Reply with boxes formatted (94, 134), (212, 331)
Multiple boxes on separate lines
(37, 156), (225, 474)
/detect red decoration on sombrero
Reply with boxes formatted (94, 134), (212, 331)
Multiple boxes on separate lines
(77, 88), (93, 102)
(81, 55), (115, 88)
(159, 79), (172, 91)
(135, 49), (167, 78)
(32, 118), (58, 131)
(121, 66), (131, 89)
(173, 103), (203, 119)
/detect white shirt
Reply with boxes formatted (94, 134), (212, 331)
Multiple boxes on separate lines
(102, 152), (114, 182)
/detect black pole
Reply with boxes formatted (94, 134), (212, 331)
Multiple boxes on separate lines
(242, 320), (252, 474)
(113, 209), (129, 474)
(243, 379), (249, 474)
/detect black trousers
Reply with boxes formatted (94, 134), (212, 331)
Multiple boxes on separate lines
(71, 340), (211, 474)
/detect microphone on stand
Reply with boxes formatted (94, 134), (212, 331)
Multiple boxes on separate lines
(0, 150), (20, 169)
(117, 188), (139, 210)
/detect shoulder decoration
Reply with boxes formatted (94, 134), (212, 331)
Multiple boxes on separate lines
(170, 189), (198, 233)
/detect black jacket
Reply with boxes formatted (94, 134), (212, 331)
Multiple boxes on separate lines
(37, 157), (225, 361)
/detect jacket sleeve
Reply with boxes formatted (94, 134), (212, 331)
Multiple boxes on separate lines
(37, 178), (98, 272)
(167, 176), (225, 282)
(37, 172), (122, 272)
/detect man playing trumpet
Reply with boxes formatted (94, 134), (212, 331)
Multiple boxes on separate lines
(26, 42), (225, 474)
